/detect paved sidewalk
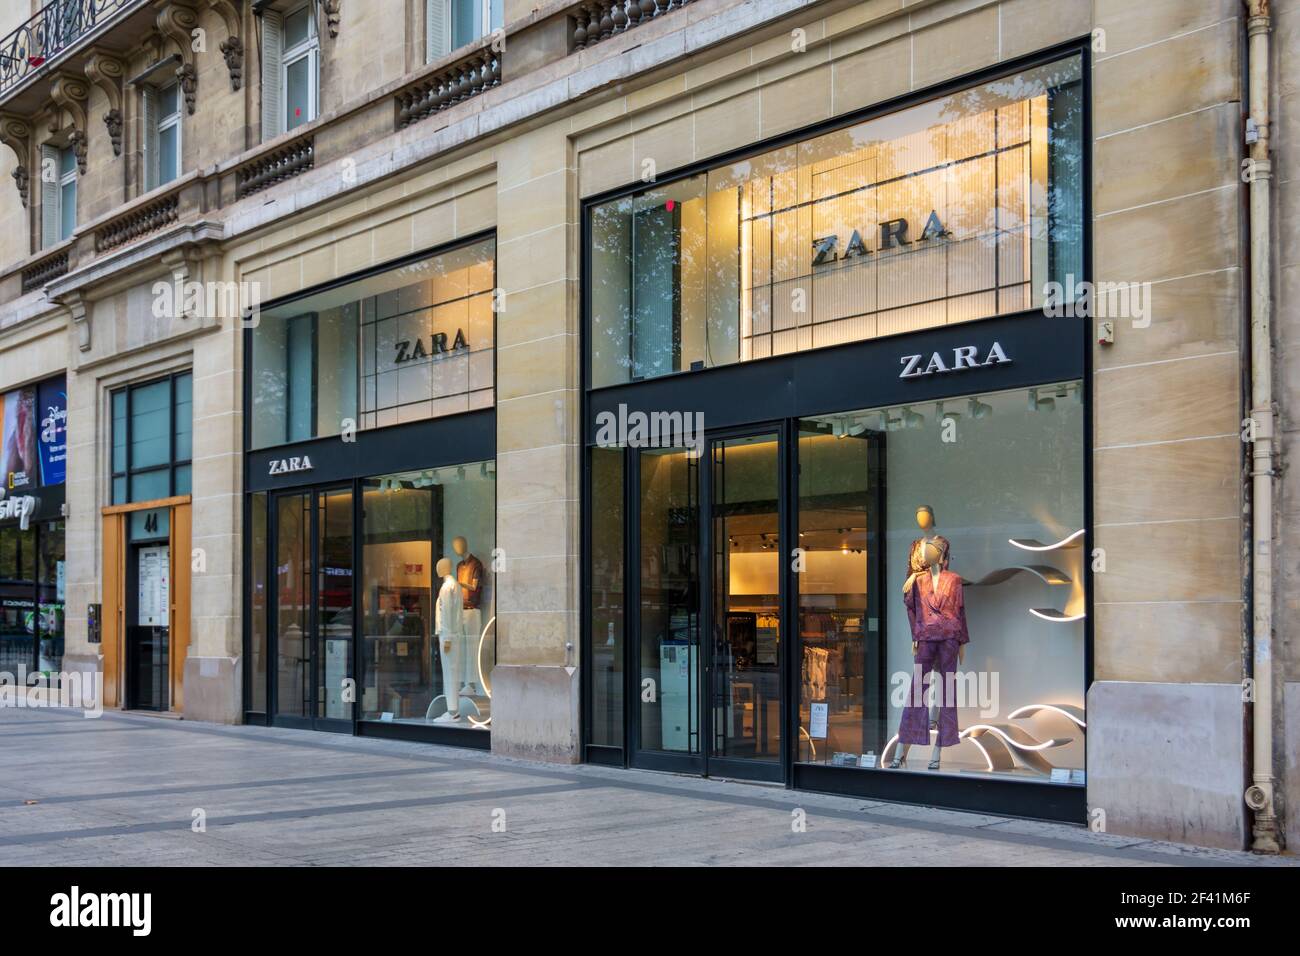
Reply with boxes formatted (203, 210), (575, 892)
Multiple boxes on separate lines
(0, 708), (1292, 866)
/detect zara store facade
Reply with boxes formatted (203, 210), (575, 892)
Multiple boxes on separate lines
(243, 233), (500, 747)
(582, 43), (1092, 822)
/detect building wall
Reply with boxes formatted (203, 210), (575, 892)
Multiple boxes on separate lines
(1086, 0), (1248, 849)
(1273, 0), (1300, 853)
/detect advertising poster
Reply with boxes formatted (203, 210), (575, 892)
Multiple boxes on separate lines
(37, 377), (67, 487)
(137, 545), (171, 627)
(0, 386), (37, 491)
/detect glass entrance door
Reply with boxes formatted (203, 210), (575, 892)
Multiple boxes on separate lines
(632, 447), (702, 772)
(709, 432), (783, 780)
(629, 430), (786, 782)
(272, 486), (354, 730)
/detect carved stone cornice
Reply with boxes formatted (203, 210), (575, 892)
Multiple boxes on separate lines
(84, 50), (127, 157)
(0, 114), (32, 207)
(205, 0), (244, 91)
(156, 2), (202, 114)
(48, 72), (91, 175)
(54, 290), (92, 352)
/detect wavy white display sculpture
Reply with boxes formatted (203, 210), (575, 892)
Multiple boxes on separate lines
(1008, 529), (1085, 552)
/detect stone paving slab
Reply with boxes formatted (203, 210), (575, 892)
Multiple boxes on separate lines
(0, 708), (1294, 867)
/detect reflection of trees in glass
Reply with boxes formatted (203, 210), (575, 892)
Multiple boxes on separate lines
(588, 57), (1084, 386)
(937, 59), (1085, 290)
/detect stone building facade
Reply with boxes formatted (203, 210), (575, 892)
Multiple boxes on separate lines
(0, 0), (1293, 853)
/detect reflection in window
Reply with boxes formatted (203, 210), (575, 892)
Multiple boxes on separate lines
(249, 493), (268, 712)
(588, 447), (624, 747)
(283, 2), (319, 130)
(796, 383), (1085, 779)
(638, 448), (699, 754)
(250, 237), (496, 449)
(360, 461), (495, 728)
(37, 521), (65, 677)
(110, 372), (193, 505)
(0, 525), (37, 675)
(589, 56), (1084, 387)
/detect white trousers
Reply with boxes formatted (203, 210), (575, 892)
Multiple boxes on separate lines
(439, 630), (461, 715)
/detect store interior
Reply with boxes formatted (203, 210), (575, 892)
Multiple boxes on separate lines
(360, 461), (495, 728)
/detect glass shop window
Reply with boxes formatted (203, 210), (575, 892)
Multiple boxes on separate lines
(359, 460), (496, 728)
(796, 382), (1086, 781)
(588, 55), (1084, 388)
(249, 237), (495, 450)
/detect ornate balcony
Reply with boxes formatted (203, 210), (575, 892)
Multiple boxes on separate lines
(0, 0), (143, 101)
(570, 0), (694, 51)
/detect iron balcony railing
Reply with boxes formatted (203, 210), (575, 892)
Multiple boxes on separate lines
(0, 0), (137, 98)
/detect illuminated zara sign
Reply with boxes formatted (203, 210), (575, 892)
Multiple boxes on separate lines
(899, 342), (1011, 379)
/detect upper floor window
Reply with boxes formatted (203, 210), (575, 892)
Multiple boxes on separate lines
(261, 2), (320, 141)
(249, 236), (496, 450)
(586, 55), (1085, 388)
(39, 144), (77, 248)
(110, 372), (193, 505)
(143, 81), (183, 191)
(427, 0), (503, 61)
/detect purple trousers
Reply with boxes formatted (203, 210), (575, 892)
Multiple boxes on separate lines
(898, 638), (961, 747)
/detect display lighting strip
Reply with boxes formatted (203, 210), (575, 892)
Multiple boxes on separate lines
(1008, 529), (1085, 552)
(1007, 703), (1086, 730)
(1028, 608), (1086, 623)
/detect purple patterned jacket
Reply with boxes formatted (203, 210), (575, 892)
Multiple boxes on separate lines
(903, 569), (970, 644)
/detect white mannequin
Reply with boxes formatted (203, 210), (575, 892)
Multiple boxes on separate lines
(453, 535), (482, 695)
(433, 557), (463, 722)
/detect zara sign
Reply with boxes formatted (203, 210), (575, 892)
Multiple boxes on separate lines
(898, 341), (1011, 379)
(268, 456), (314, 476)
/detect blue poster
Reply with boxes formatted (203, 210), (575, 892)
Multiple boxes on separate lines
(37, 378), (67, 487)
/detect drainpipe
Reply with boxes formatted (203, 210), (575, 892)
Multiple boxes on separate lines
(1242, 0), (1280, 854)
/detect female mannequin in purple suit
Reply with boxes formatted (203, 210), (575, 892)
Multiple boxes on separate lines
(890, 508), (969, 770)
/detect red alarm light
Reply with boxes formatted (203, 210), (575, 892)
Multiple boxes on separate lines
(665, 200), (676, 212)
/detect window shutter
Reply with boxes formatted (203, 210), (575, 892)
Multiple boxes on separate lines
(427, 0), (450, 62)
(40, 143), (59, 249)
(261, 10), (285, 141)
(142, 85), (160, 192)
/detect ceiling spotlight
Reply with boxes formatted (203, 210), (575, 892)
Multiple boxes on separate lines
(903, 406), (924, 429)
(968, 397), (992, 420)
(847, 420), (868, 437)
(936, 401), (960, 424)
(457, 466), (466, 480)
